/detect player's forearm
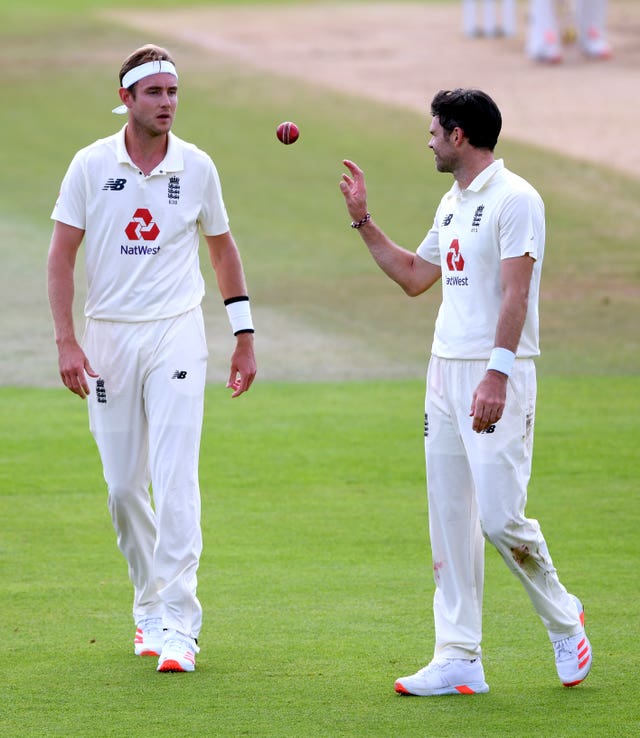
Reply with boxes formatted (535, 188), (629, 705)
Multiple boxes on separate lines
(494, 256), (534, 352)
(206, 232), (250, 300)
(493, 290), (529, 353)
(214, 248), (250, 301)
(47, 222), (85, 346)
(48, 259), (79, 346)
(355, 219), (427, 296)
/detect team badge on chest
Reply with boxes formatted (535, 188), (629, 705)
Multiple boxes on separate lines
(471, 205), (484, 232)
(168, 176), (180, 204)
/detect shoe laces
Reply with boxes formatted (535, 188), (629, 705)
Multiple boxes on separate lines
(417, 660), (445, 676)
(163, 630), (200, 654)
(553, 632), (581, 661)
(138, 616), (163, 634)
(419, 658), (474, 675)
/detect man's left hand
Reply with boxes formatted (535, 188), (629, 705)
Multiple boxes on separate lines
(227, 334), (257, 398)
(470, 370), (508, 433)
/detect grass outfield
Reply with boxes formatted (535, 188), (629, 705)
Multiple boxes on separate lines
(1, 378), (638, 737)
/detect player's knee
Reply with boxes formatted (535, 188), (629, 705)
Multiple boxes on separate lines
(480, 516), (514, 548)
(107, 483), (147, 511)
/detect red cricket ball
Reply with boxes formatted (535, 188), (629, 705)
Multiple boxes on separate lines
(276, 121), (300, 145)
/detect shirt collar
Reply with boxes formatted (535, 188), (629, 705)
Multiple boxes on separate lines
(115, 126), (184, 174)
(451, 158), (504, 196)
(466, 158), (503, 193)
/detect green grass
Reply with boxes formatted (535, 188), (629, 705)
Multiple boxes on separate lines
(2, 378), (639, 737)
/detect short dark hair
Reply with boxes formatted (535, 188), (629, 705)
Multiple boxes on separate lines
(430, 89), (502, 151)
(119, 44), (175, 89)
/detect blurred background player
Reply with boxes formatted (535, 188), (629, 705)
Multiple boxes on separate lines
(463, 0), (517, 37)
(527, 0), (611, 62)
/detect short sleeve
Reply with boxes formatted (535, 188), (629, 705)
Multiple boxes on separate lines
(51, 151), (87, 230)
(416, 212), (441, 265)
(198, 157), (229, 236)
(497, 189), (544, 261)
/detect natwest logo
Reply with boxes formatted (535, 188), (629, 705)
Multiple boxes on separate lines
(446, 239), (465, 271)
(125, 208), (160, 241)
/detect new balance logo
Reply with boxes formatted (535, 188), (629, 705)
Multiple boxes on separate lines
(481, 424), (496, 434)
(442, 213), (453, 227)
(102, 178), (127, 191)
(172, 370), (188, 379)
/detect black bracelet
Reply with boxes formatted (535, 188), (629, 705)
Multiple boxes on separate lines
(350, 212), (371, 229)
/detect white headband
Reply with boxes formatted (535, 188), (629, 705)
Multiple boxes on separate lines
(112, 60), (178, 114)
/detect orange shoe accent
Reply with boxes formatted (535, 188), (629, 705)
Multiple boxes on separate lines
(394, 682), (410, 695)
(158, 659), (186, 673)
(455, 685), (475, 695)
(577, 640), (590, 669)
(563, 678), (584, 688)
(139, 648), (161, 657)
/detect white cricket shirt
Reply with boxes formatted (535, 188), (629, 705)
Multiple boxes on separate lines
(51, 126), (229, 321)
(416, 160), (544, 359)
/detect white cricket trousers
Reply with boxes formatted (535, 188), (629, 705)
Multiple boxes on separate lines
(83, 307), (208, 639)
(424, 356), (582, 660)
(527, 0), (609, 49)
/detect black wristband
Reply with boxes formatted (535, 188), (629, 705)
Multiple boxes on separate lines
(224, 295), (250, 305)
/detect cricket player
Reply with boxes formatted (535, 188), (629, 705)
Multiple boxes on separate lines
(339, 88), (592, 695)
(527, 0), (611, 62)
(47, 44), (257, 673)
(463, 0), (517, 38)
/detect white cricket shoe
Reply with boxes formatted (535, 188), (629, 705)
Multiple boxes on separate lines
(529, 29), (563, 64)
(134, 617), (164, 657)
(157, 630), (200, 673)
(395, 658), (489, 696)
(581, 27), (612, 60)
(553, 595), (592, 687)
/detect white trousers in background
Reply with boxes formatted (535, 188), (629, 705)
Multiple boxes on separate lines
(463, 0), (517, 37)
(83, 307), (208, 639)
(424, 356), (582, 660)
(527, 0), (610, 60)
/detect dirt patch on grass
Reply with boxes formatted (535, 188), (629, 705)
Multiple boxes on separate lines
(105, 1), (640, 178)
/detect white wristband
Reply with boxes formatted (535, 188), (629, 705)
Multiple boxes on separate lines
(224, 296), (254, 335)
(487, 347), (516, 376)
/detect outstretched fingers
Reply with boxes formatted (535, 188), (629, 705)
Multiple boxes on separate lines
(339, 159), (367, 217)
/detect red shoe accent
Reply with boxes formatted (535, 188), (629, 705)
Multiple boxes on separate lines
(563, 678), (583, 687)
(394, 682), (409, 695)
(135, 627), (161, 656)
(158, 659), (186, 673)
(577, 640), (590, 669)
(455, 685), (475, 695)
